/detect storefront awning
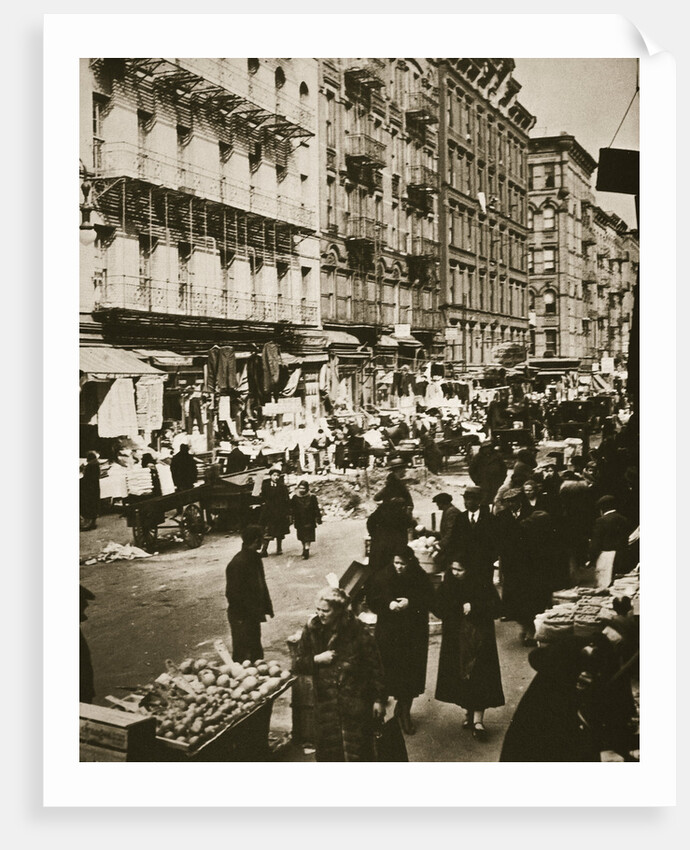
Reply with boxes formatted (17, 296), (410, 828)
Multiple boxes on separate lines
(324, 329), (362, 348)
(132, 349), (195, 369)
(376, 335), (399, 349)
(391, 333), (423, 348)
(80, 346), (165, 381)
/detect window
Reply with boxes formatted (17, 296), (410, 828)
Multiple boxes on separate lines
(248, 58), (259, 74)
(92, 94), (108, 170)
(137, 109), (153, 146)
(219, 140), (232, 163)
(178, 242), (192, 287)
(527, 207), (533, 231)
(326, 176), (336, 230)
(544, 163), (556, 188)
(544, 329), (558, 354)
(249, 142), (262, 172)
(527, 249), (534, 273)
(544, 289), (557, 314)
(543, 206), (555, 231)
(275, 66), (286, 89)
(326, 91), (336, 148)
(299, 81), (309, 99)
(138, 235), (155, 285)
(220, 247), (235, 291)
(543, 249), (556, 272)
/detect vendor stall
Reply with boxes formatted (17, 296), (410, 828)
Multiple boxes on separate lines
(92, 641), (295, 763)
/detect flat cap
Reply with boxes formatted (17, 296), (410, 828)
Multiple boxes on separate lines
(432, 492), (453, 504)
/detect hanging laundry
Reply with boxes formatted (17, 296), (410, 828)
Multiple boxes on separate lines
(246, 352), (265, 404)
(135, 377), (165, 432)
(188, 395), (204, 431)
(262, 342), (282, 395)
(280, 367), (302, 398)
(163, 388), (182, 421)
(98, 378), (139, 438)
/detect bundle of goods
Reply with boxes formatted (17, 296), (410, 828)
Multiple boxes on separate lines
(534, 603), (576, 643)
(610, 571), (640, 613)
(121, 640), (293, 753)
(125, 468), (154, 497)
(409, 532), (440, 572)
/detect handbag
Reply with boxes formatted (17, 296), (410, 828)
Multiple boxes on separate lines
(373, 716), (409, 762)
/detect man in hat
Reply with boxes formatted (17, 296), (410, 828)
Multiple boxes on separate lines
(453, 485), (500, 590)
(588, 495), (632, 587)
(374, 458), (414, 512)
(170, 442), (198, 492)
(225, 525), (274, 662)
(80, 585), (96, 704)
(432, 493), (462, 566)
(468, 442), (507, 507)
(259, 466), (291, 555)
(495, 488), (526, 624)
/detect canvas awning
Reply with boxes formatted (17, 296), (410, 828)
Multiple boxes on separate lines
(324, 329), (362, 348)
(132, 349), (195, 369)
(376, 334), (399, 349)
(80, 346), (165, 381)
(391, 332), (422, 348)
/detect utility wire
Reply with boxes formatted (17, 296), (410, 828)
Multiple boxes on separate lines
(608, 83), (640, 148)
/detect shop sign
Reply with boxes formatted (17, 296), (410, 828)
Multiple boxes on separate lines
(262, 398), (303, 415)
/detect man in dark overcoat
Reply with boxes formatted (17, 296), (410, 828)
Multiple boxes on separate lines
(588, 495), (633, 584)
(259, 466), (291, 555)
(454, 485), (499, 590)
(225, 525), (274, 663)
(468, 442), (507, 507)
(431, 492), (462, 567)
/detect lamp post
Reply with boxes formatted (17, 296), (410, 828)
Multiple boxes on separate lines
(79, 169), (98, 247)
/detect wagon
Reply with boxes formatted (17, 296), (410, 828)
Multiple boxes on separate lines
(124, 468), (266, 553)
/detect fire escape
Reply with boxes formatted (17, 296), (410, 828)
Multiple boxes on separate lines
(85, 58), (317, 334)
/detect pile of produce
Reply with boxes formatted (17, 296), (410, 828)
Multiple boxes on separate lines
(135, 641), (293, 751)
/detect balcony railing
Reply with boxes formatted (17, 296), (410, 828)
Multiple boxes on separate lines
(407, 164), (438, 193)
(93, 274), (318, 325)
(408, 236), (440, 257)
(96, 143), (316, 230)
(345, 133), (386, 168)
(404, 89), (439, 123)
(343, 58), (387, 89)
(345, 216), (382, 243)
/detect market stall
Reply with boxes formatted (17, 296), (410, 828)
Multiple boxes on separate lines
(87, 641), (296, 763)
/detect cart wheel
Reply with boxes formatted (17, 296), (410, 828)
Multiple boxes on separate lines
(133, 520), (158, 553)
(181, 504), (204, 549)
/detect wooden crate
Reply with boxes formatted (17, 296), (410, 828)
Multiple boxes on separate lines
(79, 703), (157, 762)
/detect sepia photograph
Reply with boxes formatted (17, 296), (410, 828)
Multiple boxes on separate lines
(39, 11), (676, 812)
(75, 53), (640, 765)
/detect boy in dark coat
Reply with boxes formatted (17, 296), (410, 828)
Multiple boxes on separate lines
(291, 480), (322, 560)
(225, 525), (274, 663)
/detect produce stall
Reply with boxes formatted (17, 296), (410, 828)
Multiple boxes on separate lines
(103, 640), (295, 762)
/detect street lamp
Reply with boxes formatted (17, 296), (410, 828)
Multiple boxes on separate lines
(79, 170), (98, 247)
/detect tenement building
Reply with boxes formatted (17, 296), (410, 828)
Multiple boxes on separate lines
(527, 133), (638, 371)
(317, 58), (443, 411)
(79, 58), (322, 451)
(438, 59), (535, 371)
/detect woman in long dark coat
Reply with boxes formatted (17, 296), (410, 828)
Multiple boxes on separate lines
(80, 451), (101, 530)
(366, 496), (413, 572)
(293, 586), (386, 762)
(259, 466), (291, 555)
(433, 559), (504, 740)
(290, 480), (322, 560)
(365, 547), (434, 735)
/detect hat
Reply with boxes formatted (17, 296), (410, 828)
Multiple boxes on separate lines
(504, 488), (523, 501)
(80, 584), (95, 602)
(432, 492), (452, 505)
(269, 465), (281, 474)
(389, 458), (406, 468)
(463, 486), (482, 497)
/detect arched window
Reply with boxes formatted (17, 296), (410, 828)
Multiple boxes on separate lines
(543, 289), (557, 314)
(299, 81), (309, 99)
(528, 289), (536, 311)
(527, 207), (533, 230)
(247, 58), (259, 75)
(275, 66), (286, 89)
(543, 205), (555, 230)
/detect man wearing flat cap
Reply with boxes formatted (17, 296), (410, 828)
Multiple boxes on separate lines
(432, 492), (462, 566)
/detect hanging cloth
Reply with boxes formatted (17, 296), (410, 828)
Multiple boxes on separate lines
(246, 353), (265, 404)
(135, 377), (165, 432)
(262, 342), (282, 395)
(98, 378), (139, 438)
(280, 367), (302, 398)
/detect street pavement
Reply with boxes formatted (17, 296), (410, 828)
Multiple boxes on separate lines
(79, 469), (536, 763)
